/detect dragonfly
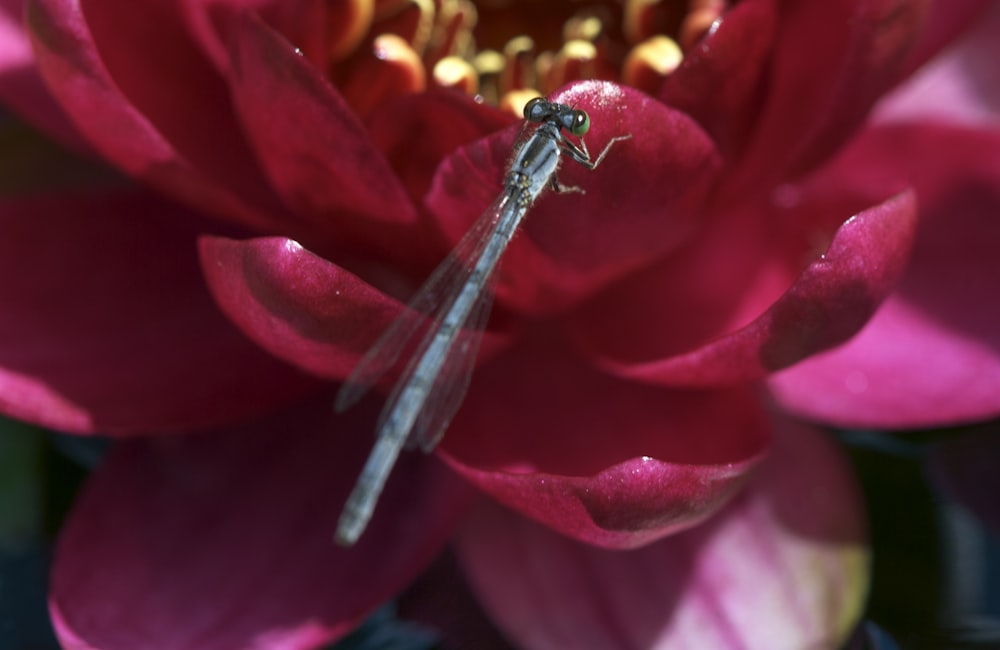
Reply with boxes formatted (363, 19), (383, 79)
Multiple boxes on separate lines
(334, 96), (631, 546)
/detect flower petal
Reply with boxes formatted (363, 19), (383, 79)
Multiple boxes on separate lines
(199, 234), (407, 381)
(0, 190), (320, 434)
(770, 124), (1000, 427)
(902, 0), (995, 77)
(227, 12), (417, 241)
(455, 417), (868, 650)
(438, 341), (770, 549)
(26, 0), (291, 230)
(50, 397), (474, 650)
(875, 1), (1000, 129)
(0, 0), (86, 149)
(660, 0), (777, 160)
(427, 81), (722, 315)
(733, 0), (932, 190)
(580, 190), (917, 387)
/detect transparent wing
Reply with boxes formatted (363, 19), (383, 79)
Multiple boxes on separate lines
(334, 192), (511, 414)
(406, 270), (497, 452)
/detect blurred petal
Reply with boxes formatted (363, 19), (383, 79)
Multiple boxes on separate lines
(227, 12), (418, 239)
(770, 124), (1000, 427)
(456, 417), (868, 650)
(0, 0), (87, 149)
(0, 191), (320, 434)
(428, 81), (721, 314)
(26, 0), (292, 230)
(902, 0), (994, 76)
(50, 397), (474, 650)
(439, 342), (770, 549)
(875, 1), (1000, 128)
(580, 191), (917, 387)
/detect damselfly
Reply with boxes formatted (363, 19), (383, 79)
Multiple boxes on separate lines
(334, 97), (630, 546)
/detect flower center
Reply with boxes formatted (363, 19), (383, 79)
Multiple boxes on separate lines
(320, 0), (727, 115)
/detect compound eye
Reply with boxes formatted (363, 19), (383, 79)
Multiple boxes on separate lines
(570, 110), (591, 136)
(523, 97), (547, 122)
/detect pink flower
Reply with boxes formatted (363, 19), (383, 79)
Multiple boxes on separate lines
(0, 0), (996, 647)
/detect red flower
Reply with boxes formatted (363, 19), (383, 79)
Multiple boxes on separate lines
(0, 0), (996, 647)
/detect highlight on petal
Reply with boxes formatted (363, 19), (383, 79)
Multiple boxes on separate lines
(0, 191), (320, 434)
(227, 12), (417, 235)
(770, 124), (1000, 428)
(455, 417), (869, 650)
(583, 190), (918, 387)
(427, 81), (722, 315)
(199, 235), (404, 381)
(50, 397), (475, 650)
(438, 342), (770, 549)
(26, 0), (291, 230)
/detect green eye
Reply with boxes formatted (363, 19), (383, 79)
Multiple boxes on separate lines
(571, 110), (590, 136)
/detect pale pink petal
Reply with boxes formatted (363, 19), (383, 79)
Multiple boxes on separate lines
(455, 417), (868, 649)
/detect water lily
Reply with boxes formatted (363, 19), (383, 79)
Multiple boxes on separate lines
(0, 0), (995, 647)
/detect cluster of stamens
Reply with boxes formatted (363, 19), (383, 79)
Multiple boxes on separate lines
(324, 0), (728, 116)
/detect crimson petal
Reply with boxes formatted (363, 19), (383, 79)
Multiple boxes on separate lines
(427, 81), (722, 315)
(199, 235), (404, 381)
(455, 418), (868, 649)
(660, 0), (777, 161)
(438, 341), (769, 549)
(227, 12), (417, 244)
(902, 0), (995, 76)
(732, 0), (931, 191)
(26, 0), (291, 230)
(581, 191), (917, 387)
(0, 191), (320, 434)
(50, 397), (474, 650)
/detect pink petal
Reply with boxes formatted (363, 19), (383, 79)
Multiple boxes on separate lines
(0, 191), (320, 434)
(875, 1), (1000, 129)
(770, 124), (1000, 427)
(199, 234), (407, 381)
(26, 0), (291, 230)
(455, 417), (868, 650)
(427, 81), (722, 315)
(578, 191), (917, 387)
(438, 342), (770, 549)
(50, 397), (475, 650)
(0, 0), (87, 149)
(227, 12), (417, 241)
